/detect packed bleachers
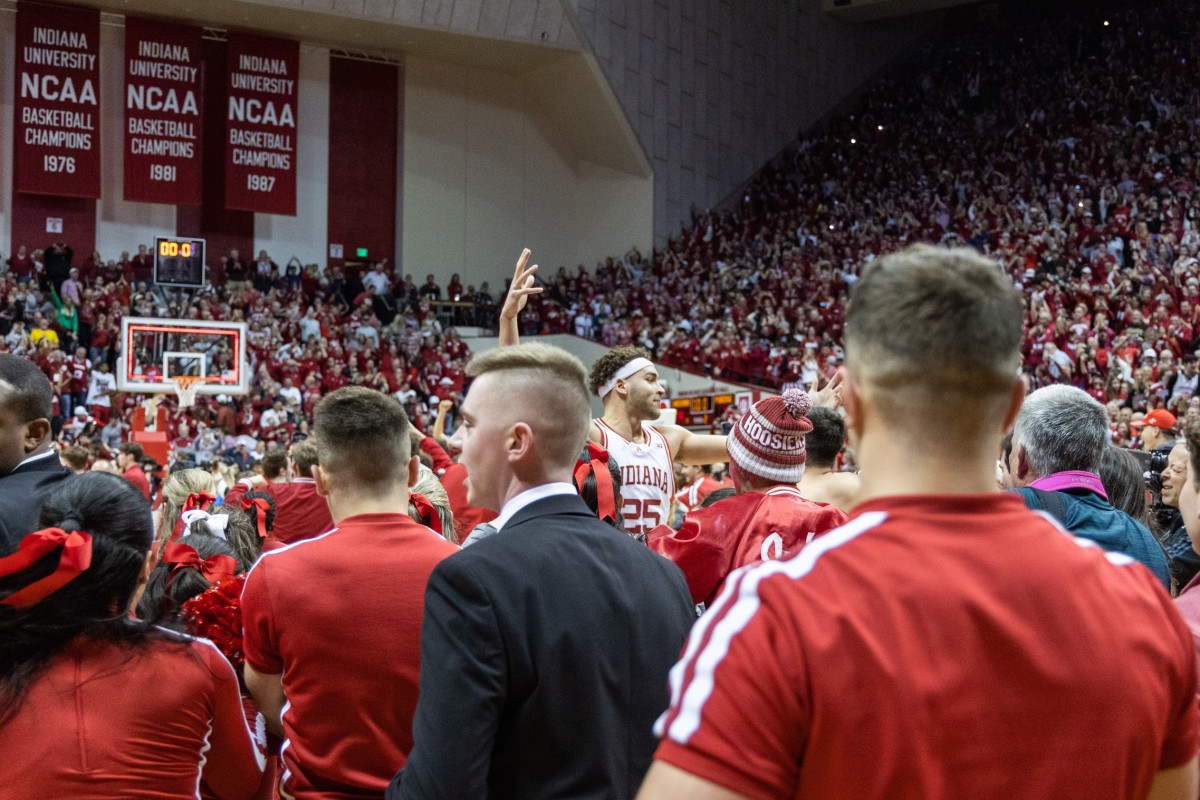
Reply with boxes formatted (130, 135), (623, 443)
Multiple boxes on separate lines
(516, 0), (1200, 426)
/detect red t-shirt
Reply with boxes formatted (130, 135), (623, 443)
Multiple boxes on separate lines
(224, 478), (333, 549)
(649, 485), (847, 606)
(0, 635), (265, 800)
(654, 494), (1198, 800)
(241, 512), (459, 799)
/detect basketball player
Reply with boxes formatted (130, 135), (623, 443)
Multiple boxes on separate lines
(588, 347), (726, 538)
(495, 250), (727, 538)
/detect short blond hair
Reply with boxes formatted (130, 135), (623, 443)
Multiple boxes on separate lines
(466, 343), (590, 470)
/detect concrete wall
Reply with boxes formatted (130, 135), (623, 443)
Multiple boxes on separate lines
(461, 331), (756, 418)
(567, 0), (937, 244)
(402, 54), (653, 288)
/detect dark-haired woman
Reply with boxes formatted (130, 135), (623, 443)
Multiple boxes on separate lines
(0, 472), (265, 799)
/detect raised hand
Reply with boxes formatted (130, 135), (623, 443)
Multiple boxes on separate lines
(500, 248), (542, 323)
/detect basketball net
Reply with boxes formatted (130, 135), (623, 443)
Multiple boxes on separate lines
(170, 375), (204, 408)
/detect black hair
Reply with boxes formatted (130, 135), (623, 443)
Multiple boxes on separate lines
(241, 491), (276, 536)
(805, 407), (846, 467)
(0, 353), (53, 422)
(576, 457), (625, 531)
(0, 472), (155, 724)
(137, 531), (243, 628)
(701, 487), (737, 508)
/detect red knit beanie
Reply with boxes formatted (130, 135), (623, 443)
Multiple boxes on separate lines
(726, 388), (813, 483)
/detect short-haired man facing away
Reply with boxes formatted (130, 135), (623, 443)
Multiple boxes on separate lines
(1010, 384), (1171, 590)
(242, 387), (458, 799)
(224, 439), (334, 549)
(638, 245), (1198, 800)
(392, 343), (694, 800)
(796, 405), (859, 511)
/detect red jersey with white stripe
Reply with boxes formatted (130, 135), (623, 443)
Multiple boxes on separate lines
(674, 476), (724, 514)
(649, 485), (847, 606)
(241, 513), (458, 799)
(654, 493), (1198, 800)
(0, 634), (265, 800)
(595, 419), (675, 538)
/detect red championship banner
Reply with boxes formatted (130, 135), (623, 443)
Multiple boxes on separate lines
(124, 17), (203, 204)
(14, 1), (101, 197)
(225, 32), (298, 215)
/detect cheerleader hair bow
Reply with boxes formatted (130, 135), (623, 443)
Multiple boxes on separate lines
(240, 498), (272, 539)
(180, 509), (230, 540)
(574, 442), (617, 524)
(162, 542), (238, 584)
(410, 493), (442, 535)
(172, 492), (216, 540)
(0, 527), (93, 609)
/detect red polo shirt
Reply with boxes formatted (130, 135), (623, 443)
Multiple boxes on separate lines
(241, 512), (458, 799)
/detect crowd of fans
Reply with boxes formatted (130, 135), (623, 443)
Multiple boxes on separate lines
(5, 1), (1200, 798)
(0, 244), (488, 469)
(514, 0), (1200, 423)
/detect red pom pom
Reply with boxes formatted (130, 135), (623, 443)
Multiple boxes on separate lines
(181, 575), (246, 668)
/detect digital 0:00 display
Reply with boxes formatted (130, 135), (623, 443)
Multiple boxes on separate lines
(158, 240), (194, 258)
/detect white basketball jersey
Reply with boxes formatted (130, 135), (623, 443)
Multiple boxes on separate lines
(595, 418), (676, 539)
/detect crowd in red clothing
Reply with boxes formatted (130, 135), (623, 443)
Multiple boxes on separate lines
(0, 247), (482, 461)
(514, 0), (1200, 420)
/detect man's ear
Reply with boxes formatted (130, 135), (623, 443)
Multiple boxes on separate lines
(312, 464), (330, 497)
(406, 455), (419, 489)
(506, 423), (533, 463)
(23, 418), (51, 454)
(840, 369), (863, 445)
(1002, 378), (1025, 434)
(1014, 445), (1033, 484)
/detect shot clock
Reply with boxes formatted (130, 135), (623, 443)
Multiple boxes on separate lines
(153, 236), (206, 288)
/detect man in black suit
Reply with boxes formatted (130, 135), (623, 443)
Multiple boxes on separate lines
(390, 343), (695, 800)
(0, 354), (73, 549)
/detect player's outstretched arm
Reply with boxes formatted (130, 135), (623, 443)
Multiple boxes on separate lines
(637, 762), (750, 800)
(661, 426), (728, 466)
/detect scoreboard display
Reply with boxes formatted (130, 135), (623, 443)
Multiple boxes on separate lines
(154, 236), (206, 288)
(670, 393), (736, 428)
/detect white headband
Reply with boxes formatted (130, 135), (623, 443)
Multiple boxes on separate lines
(180, 509), (229, 540)
(598, 357), (655, 398)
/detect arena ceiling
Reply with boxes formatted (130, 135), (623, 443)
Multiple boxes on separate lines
(822, 0), (983, 22)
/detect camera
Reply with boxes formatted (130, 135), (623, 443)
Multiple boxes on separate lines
(1143, 445), (1172, 495)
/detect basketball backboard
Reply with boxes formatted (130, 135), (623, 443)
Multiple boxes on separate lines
(117, 317), (249, 396)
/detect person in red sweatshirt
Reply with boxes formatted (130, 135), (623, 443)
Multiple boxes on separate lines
(223, 440), (332, 550)
(649, 389), (847, 606)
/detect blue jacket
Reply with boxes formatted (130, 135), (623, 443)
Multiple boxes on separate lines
(1013, 487), (1171, 591)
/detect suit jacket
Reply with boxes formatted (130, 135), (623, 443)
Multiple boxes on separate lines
(390, 493), (695, 800)
(0, 454), (73, 551)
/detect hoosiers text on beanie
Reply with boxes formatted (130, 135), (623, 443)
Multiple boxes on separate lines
(726, 388), (814, 484)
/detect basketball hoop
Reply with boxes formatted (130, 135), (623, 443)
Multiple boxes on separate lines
(170, 376), (204, 408)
